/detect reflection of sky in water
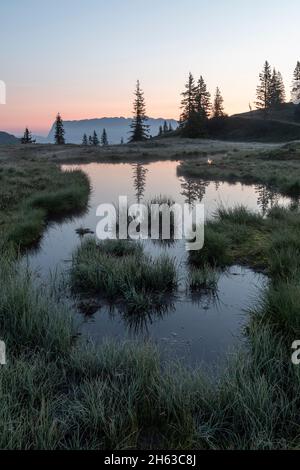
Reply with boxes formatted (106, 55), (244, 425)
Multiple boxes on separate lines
(26, 160), (279, 369)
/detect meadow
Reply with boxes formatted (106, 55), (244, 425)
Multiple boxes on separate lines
(1, 140), (300, 449)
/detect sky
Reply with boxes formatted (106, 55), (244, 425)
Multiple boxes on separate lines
(0, 0), (300, 135)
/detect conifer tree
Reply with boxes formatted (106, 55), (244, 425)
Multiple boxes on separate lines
(120, 137), (124, 145)
(54, 113), (65, 144)
(88, 136), (93, 145)
(158, 125), (163, 136)
(168, 123), (173, 132)
(21, 127), (35, 144)
(256, 61), (272, 110)
(270, 69), (285, 107)
(179, 72), (197, 126)
(163, 121), (169, 133)
(195, 76), (211, 118)
(101, 128), (108, 146)
(129, 80), (149, 142)
(292, 61), (300, 103)
(82, 133), (88, 146)
(92, 130), (99, 146)
(212, 87), (225, 118)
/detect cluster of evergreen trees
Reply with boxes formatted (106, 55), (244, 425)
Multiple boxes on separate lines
(179, 73), (226, 138)
(256, 61), (300, 110)
(255, 61), (285, 110)
(158, 121), (173, 136)
(21, 61), (300, 147)
(82, 128), (108, 146)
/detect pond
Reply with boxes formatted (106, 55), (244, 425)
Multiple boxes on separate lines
(26, 160), (290, 370)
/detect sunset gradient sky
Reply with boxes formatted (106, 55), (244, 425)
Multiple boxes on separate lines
(1, 0), (300, 135)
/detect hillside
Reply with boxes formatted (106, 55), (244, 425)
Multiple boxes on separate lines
(0, 131), (19, 144)
(45, 117), (178, 144)
(232, 102), (300, 125)
(207, 116), (300, 143)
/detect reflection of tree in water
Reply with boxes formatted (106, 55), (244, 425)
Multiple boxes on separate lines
(214, 181), (221, 191)
(255, 185), (279, 215)
(180, 177), (210, 205)
(132, 163), (148, 202)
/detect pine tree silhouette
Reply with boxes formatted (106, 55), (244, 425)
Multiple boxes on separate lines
(180, 72), (197, 126)
(129, 80), (149, 142)
(270, 69), (285, 107)
(92, 131), (99, 146)
(212, 87), (225, 118)
(256, 61), (272, 111)
(195, 76), (211, 118)
(21, 127), (35, 144)
(101, 128), (108, 146)
(292, 61), (300, 103)
(54, 113), (65, 144)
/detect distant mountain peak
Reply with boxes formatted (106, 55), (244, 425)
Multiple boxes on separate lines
(45, 116), (178, 144)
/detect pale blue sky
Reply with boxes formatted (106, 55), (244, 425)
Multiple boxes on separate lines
(1, 0), (299, 134)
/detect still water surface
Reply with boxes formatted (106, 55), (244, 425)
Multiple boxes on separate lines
(27, 161), (289, 369)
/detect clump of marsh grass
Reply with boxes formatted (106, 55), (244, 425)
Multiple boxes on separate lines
(216, 205), (263, 227)
(268, 229), (300, 282)
(188, 205), (272, 270)
(253, 280), (300, 337)
(70, 238), (177, 310)
(188, 265), (220, 292)
(0, 254), (74, 355)
(189, 224), (231, 267)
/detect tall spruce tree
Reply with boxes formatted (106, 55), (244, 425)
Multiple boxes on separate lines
(54, 113), (65, 144)
(129, 80), (149, 142)
(82, 133), (88, 146)
(292, 61), (300, 103)
(270, 69), (285, 107)
(92, 130), (99, 146)
(212, 87), (225, 118)
(256, 61), (272, 110)
(88, 135), (93, 145)
(179, 72), (197, 125)
(101, 128), (108, 146)
(158, 125), (163, 136)
(180, 72), (208, 137)
(195, 76), (211, 118)
(21, 127), (35, 144)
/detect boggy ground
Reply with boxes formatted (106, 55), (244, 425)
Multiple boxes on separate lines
(0, 157), (90, 250)
(1, 140), (300, 449)
(178, 141), (300, 198)
(0, 137), (279, 164)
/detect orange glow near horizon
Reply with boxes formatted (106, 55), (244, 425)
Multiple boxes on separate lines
(1, 1), (299, 136)
(0, 85), (252, 136)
